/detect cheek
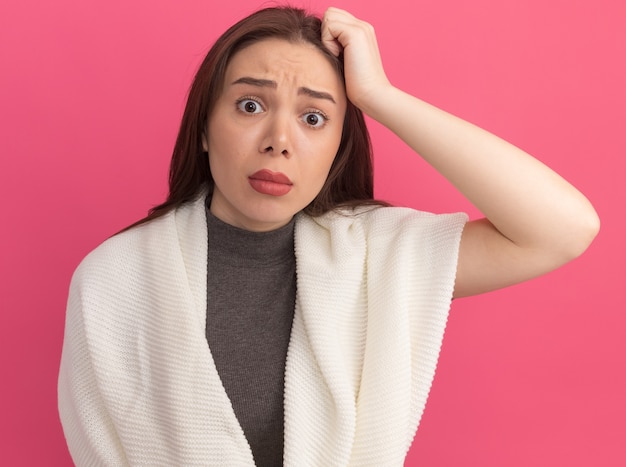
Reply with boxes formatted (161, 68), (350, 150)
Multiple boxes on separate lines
(302, 124), (343, 169)
(317, 133), (342, 173)
(207, 133), (236, 184)
(302, 142), (340, 193)
(207, 118), (232, 153)
(207, 120), (242, 167)
(209, 117), (262, 158)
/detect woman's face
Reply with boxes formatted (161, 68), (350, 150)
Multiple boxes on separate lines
(203, 38), (347, 232)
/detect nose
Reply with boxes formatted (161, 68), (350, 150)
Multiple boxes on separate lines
(259, 112), (292, 158)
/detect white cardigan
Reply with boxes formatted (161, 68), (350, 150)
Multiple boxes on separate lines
(58, 195), (467, 466)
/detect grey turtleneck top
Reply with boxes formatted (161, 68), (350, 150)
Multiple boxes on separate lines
(205, 205), (296, 467)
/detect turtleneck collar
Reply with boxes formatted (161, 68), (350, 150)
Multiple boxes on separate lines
(206, 201), (295, 268)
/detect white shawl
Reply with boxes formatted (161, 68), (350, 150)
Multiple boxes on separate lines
(58, 195), (466, 466)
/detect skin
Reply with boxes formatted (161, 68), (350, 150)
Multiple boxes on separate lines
(203, 39), (347, 232)
(320, 7), (600, 298)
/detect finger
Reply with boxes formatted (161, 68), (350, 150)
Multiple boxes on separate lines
(321, 10), (343, 56)
(321, 8), (362, 56)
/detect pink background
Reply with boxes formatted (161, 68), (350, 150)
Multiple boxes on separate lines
(1, 0), (624, 465)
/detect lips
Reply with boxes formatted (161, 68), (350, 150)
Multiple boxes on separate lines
(248, 169), (293, 196)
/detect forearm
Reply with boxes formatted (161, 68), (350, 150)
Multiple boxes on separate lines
(361, 85), (599, 258)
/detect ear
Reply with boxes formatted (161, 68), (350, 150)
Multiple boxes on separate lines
(201, 129), (209, 152)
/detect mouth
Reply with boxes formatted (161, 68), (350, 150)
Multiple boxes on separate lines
(248, 169), (293, 196)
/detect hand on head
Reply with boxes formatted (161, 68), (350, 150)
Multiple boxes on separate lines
(321, 7), (392, 112)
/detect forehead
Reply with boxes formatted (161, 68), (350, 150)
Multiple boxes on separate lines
(225, 38), (345, 94)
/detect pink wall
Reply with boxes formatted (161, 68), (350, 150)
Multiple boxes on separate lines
(1, 0), (624, 465)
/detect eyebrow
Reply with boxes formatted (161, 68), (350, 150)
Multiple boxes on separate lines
(299, 87), (336, 104)
(231, 77), (336, 104)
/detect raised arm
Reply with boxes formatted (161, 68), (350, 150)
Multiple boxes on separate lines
(322, 7), (599, 298)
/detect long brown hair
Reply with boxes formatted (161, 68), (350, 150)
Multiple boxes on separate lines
(126, 6), (379, 231)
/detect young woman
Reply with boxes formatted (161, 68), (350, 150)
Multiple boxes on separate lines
(58, 6), (599, 466)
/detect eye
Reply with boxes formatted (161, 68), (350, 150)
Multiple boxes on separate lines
(302, 111), (328, 129)
(236, 98), (264, 114)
